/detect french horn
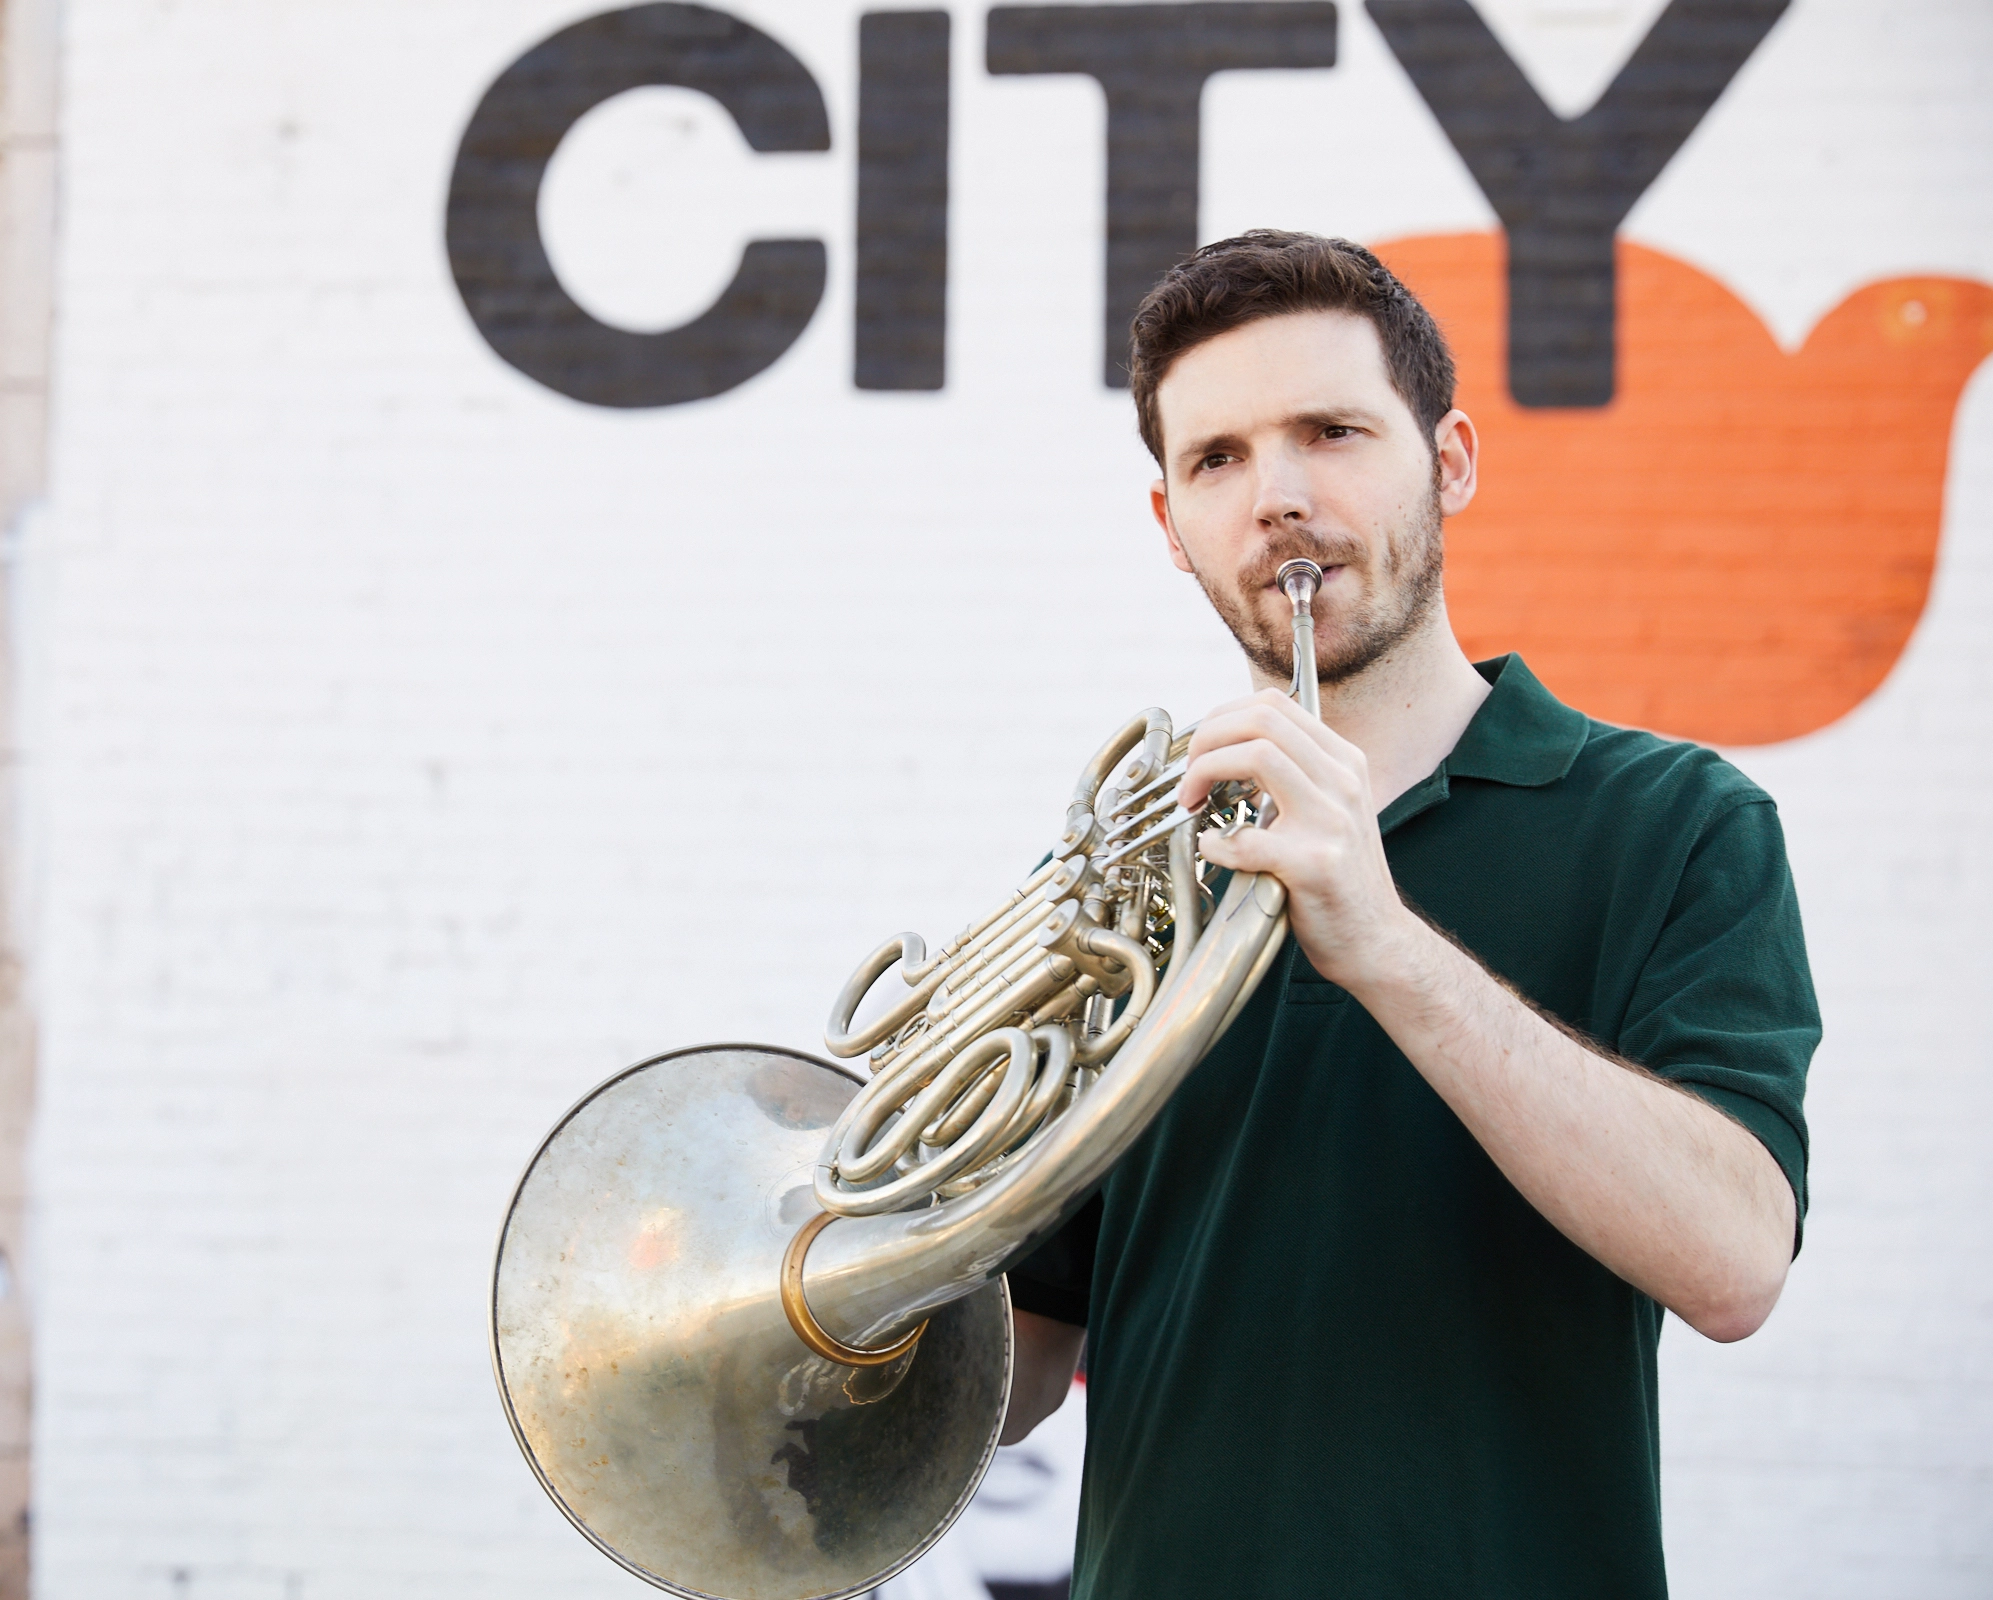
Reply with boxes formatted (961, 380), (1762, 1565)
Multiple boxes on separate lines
(491, 560), (1326, 1598)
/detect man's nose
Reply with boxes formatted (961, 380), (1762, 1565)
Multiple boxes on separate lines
(1250, 451), (1310, 527)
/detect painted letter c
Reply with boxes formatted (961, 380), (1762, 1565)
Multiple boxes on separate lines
(446, 3), (831, 408)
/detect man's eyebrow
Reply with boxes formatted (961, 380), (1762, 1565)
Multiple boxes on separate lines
(1174, 430), (1243, 469)
(1285, 406), (1384, 433)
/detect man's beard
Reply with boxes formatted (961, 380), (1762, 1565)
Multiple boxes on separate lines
(1192, 487), (1446, 688)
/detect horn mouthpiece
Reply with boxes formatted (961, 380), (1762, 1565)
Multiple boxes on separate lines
(1276, 557), (1324, 607)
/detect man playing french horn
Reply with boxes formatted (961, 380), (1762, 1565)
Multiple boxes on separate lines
(997, 232), (1818, 1599)
(490, 230), (1818, 1600)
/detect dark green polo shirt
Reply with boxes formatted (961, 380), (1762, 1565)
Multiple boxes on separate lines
(1007, 654), (1818, 1600)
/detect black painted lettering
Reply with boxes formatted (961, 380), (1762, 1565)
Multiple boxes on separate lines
(446, 3), (831, 408)
(987, 4), (1338, 387)
(856, 12), (952, 391)
(1368, 0), (1788, 407)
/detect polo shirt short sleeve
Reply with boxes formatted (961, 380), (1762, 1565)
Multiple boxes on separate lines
(1005, 655), (1819, 1600)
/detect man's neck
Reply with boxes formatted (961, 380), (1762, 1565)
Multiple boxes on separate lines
(1247, 600), (1492, 813)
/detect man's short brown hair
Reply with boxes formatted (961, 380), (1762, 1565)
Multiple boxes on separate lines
(1128, 231), (1457, 469)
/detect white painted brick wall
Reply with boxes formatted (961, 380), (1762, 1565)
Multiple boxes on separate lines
(16, 1), (1992, 1596)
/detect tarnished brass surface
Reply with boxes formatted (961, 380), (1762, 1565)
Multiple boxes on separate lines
(492, 1045), (1010, 1599)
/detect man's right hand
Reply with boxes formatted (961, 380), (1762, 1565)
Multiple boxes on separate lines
(1000, 1308), (1085, 1444)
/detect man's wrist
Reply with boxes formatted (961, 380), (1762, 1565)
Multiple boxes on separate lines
(1332, 902), (1448, 1007)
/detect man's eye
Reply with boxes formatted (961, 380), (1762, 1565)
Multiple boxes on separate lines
(1199, 453), (1233, 472)
(1319, 425), (1352, 441)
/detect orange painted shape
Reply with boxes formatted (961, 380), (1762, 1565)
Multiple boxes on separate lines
(1375, 232), (1993, 745)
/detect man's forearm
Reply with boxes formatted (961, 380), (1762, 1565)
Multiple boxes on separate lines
(1350, 914), (1795, 1341)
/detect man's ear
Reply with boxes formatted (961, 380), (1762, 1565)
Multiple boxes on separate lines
(1433, 409), (1479, 517)
(1152, 480), (1197, 575)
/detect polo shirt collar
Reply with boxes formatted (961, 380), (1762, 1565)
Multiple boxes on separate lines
(1377, 654), (1589, 835)
(1445, 654), (1590, 788)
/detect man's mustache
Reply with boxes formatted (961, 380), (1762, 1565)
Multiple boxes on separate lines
(1239, 532), (1369, 594)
